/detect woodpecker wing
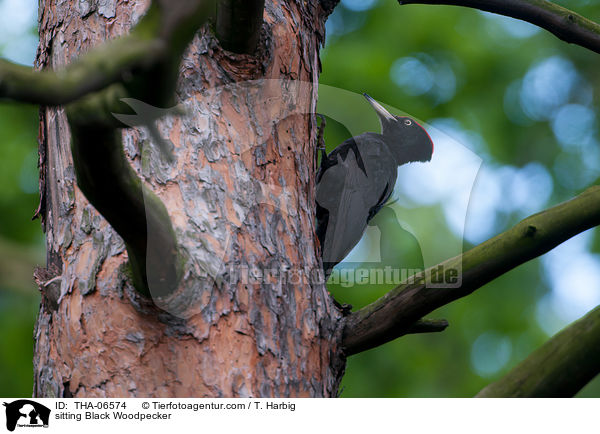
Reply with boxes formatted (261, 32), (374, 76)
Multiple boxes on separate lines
(316, 133), (398, 262)
(317, 136), (366, 183)
(317, 151), (372, 264)
(353, 132), (398, 221)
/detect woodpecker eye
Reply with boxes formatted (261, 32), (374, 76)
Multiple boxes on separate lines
(404, 119), (412, 126)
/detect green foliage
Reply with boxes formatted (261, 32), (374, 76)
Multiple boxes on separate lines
(0, 290), (38, 396)
(0, 103), (41, 243)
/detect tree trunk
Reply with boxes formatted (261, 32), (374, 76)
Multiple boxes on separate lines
(33, 0), (345, 397)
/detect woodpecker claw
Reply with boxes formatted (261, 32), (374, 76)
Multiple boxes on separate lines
(330, 294), (353, 315)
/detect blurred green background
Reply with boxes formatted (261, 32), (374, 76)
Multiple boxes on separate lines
(1, 0), (599, 397)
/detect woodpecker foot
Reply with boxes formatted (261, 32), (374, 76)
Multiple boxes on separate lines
(330, 294), (353, 316)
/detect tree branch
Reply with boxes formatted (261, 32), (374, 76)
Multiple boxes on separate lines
(0, 0), (216, 107)
(477, 305), (600, 397)
(342, 185), (600, 356)
(398, 0), (600, 55)
(216, 0), (265, 54)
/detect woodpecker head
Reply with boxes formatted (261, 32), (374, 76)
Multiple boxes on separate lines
(363, 93), (434, 164)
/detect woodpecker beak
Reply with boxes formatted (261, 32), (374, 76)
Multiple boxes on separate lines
(363, 93), (395, 122)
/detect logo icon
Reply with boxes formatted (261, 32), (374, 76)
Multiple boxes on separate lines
(3, 400), (50, 432)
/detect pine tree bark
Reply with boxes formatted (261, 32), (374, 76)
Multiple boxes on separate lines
(33, 0), (345, 397)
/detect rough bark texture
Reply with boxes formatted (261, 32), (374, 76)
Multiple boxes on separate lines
(33, 0), (344, 397)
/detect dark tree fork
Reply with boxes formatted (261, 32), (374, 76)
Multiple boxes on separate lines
(0, 0), (598, 397)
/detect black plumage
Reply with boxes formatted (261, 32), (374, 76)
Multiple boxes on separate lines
(316, 93), (434, 277)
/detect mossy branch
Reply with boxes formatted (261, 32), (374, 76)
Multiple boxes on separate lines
(0, 26), (165, 106)
(342, 185), (600, 356)
(477, 305), (600, 397)
(0, 0), (216, 107)
(398, 0), (600, 55)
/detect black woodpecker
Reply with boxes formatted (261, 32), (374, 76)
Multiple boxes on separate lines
(316, 93), (434, 278)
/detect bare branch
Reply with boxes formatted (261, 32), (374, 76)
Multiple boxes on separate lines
(216, 0), (265, 54)
(398, 0), (600, 55)
(477, 305), (600, 397)
(342, 185), (600, 356)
